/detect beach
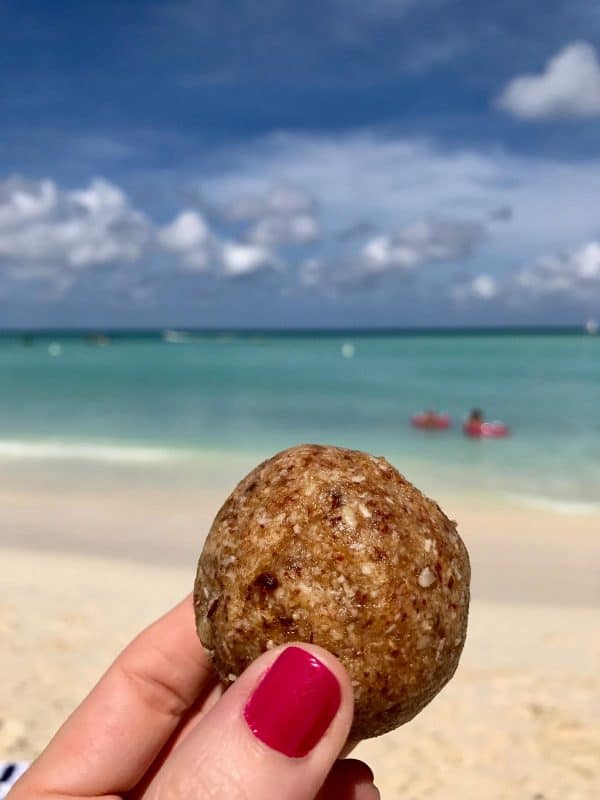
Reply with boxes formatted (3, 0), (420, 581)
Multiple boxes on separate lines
(1, 331), (599, 798)
(1, 482), (599, 800)
(4, 0), (600, 794)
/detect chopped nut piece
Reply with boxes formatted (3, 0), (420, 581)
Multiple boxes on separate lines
(418, 567), (437, 588)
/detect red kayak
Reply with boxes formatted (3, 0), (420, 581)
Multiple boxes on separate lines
(463, 420), (509, 438)
(411, 413), (452, 430)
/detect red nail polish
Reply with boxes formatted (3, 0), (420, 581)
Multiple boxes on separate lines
(244, 646), (341, 757)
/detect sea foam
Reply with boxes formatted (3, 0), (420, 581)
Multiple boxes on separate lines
(507, 493), (600, 516)
(0, 440), (187, 465)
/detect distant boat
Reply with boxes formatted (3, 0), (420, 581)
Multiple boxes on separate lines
(584, 319), (599, 335)
(162, 329), (191, 344)
(341, 342), (355, 359)
(85, 333), (111, 346)
(48, 342), (62, 357)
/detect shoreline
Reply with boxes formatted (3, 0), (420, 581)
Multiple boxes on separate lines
(2, 440), (600, 518)
(1, 482), (599, 608)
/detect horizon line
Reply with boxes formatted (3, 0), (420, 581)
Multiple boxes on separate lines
(0, 324), (597, 338)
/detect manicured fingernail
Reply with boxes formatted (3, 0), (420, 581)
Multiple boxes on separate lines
(244, 646), (341, 757)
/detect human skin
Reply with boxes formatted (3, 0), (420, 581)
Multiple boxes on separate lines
(8, 596), (379, 800)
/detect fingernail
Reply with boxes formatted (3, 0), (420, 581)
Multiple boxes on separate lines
(244, 646), (341, 757)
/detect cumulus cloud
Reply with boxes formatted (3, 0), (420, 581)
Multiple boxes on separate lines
(0, 174), (290, 293)
(0, 178), (58, 227)
(201, 130), (600, 293)
(0, 177), (150, 278)
(471, 274), (498, 298)
(225, 183), (320, 247)
(515, 241), (600, 296)
(359, 218), (483, 276)
(158, 210), (209, 250)
(250, 213), (319, 247)
(157, 210), (211, 270)
(221, 241), (277, 277)
(297, 217), (484, 291)
(7, 128), (600, 315)
(158, 207), (286, 277)
(452, 274), (498, 303)
(497, 41), (600, 119)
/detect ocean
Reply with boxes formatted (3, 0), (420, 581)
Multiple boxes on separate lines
(1, 330), (599, 511)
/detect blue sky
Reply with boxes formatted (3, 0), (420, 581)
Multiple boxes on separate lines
(2, 0), (600, 328)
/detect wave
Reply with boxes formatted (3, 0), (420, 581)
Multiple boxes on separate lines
(0, 439), (189, 465)
(507, 493), (600, 516)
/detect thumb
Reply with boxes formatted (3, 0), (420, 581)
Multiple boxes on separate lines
(144, 644), (378, 800)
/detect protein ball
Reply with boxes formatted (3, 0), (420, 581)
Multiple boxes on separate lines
(194, 444), (470, 740)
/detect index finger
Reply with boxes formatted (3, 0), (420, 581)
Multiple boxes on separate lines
(17, 595), (216, 798)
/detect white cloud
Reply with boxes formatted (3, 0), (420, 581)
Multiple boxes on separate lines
(157, 210), (211, 270)
(516, 241), (600, 296)
(250, 213), (319, 247)
(452, 274), (498, 303)
(471, 274), (498, 299)
(0, 178), (58, 227)
(0, 177), (150, 277)
(226, 183), (320, 247)
(158, 210), (209, 251)
(6, 128), (600, 315)
(221, 241), (277, 277)
(360, 218), (483, 276)
(201, 130), (600, 273)
(297, 217), (483, 291)
(0, 175), (285, 291)
(497, 41), (600, 119)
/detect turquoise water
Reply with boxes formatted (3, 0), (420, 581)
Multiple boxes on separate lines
(0, 332), (599, 507)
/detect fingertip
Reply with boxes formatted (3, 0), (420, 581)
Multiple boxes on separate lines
(332, 757), (374, 784)
(157, 643), (360, 800)
(217, 641), (356, 754)
(315, 758), (378, 800)
(289, 642), (355, 702)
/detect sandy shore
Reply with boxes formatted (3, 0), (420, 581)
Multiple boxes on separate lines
(1, 485), (599, 799)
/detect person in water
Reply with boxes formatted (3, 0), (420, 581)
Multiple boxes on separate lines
(468, 409), (483, 424)
(463, 409), (484, 436)
(464, 408), (510, 438)
(420, 409), (440, 428)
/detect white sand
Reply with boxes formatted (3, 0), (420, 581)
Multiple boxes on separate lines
(1, 487), (599, 799)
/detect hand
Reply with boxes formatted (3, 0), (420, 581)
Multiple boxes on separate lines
(10, 596), (378, 800)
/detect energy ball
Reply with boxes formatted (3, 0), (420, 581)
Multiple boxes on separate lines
(194, 444), (470, 740)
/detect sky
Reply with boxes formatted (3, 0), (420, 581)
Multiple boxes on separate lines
(2, 0), (600, 328)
